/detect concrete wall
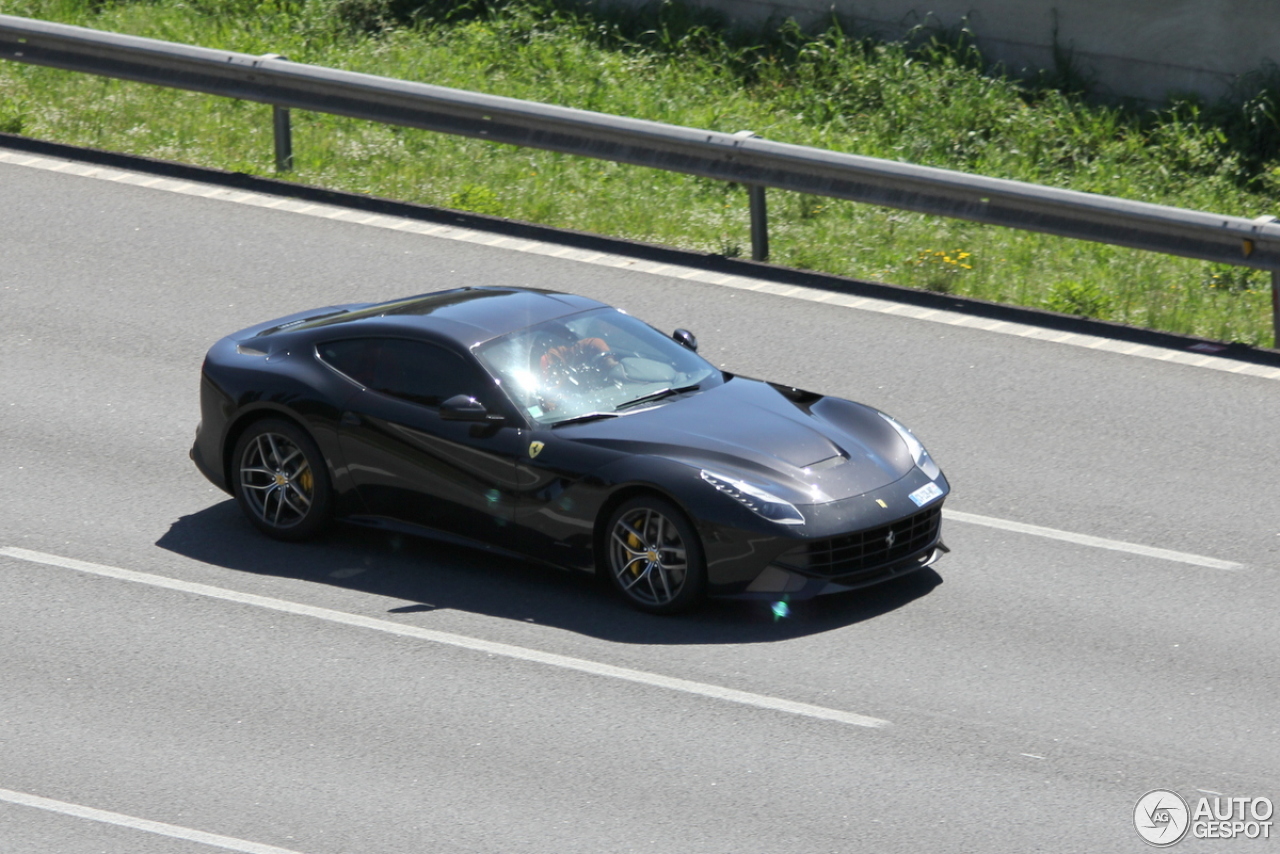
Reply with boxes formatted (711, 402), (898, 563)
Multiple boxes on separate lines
(643, 1), (1279, 103)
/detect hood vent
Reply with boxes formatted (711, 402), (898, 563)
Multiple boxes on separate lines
(803, 453), (848, 473)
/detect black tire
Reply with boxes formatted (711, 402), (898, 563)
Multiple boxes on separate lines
(231, 418), (333, 542)
(604, 496), (706, 614)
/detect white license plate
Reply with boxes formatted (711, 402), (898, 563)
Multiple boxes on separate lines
(908, 481), (943, 507)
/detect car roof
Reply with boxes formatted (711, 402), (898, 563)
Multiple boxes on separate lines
(279, 287), (609, 345)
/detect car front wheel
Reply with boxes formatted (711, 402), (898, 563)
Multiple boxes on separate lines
(232, 418), (332, 541)
(605, 496), (706, 614)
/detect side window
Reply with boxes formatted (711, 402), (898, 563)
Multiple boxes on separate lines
(318, 338), (494, 408)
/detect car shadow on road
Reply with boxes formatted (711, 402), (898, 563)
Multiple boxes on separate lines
(156, 501), (943, 645)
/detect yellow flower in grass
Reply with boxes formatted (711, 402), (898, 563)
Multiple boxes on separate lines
(912, 248), (976, 271)
(911, 248), (977, 292)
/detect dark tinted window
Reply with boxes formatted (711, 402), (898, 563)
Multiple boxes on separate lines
(318, 338), (493, 408)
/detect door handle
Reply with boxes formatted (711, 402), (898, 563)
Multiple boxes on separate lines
(340, 412), (360, 426)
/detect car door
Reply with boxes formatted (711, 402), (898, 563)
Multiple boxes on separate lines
(320, 337), (525, 543)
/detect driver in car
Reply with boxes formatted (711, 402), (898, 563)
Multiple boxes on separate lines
(539, 324), (619, 382)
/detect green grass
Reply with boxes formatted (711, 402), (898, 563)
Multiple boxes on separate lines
(3, 0), (1279, 345)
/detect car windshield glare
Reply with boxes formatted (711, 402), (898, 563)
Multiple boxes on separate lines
(474, 308), (721, 425)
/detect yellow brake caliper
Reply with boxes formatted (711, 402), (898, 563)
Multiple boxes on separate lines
(627, 529), (643, 575)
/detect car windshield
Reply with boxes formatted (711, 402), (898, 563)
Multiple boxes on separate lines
(474, 308), (722, 426)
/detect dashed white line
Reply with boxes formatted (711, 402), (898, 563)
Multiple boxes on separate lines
(0, 787), (307, 854)
(942, 509), (1243, 569)
(0, 547), (892, 729)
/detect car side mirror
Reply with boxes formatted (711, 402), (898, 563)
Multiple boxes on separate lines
(441, 394), (503, 423)
(672, 328), (698, 351)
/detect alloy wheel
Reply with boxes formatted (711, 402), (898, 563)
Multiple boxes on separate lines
(238, 431), (315, 530)
(609, 505), (690, 608)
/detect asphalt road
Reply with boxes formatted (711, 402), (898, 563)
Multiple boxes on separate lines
(2, 148), (1278, 854)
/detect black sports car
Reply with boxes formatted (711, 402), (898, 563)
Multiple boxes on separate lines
(191, 287), (949, 613)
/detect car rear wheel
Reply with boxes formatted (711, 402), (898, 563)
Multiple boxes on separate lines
(605, 496), (706, 614)
(232, 418), (332, 541)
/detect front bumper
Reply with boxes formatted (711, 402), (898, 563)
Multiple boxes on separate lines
(701, 467), (950, 599)
(723, 540), (947, 600)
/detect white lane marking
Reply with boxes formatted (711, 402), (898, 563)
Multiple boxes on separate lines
(0, 786), (307, 854)
(0, 547), (890, 729)
(942, 509), (1244, 570)
(4, 148), (1279, 382)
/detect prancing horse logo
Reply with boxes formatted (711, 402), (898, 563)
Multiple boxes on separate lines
(885, 529), (896, 547)
(528, 441), (545, 459)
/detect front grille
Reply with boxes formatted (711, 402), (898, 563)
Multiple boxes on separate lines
(777, 505), (942, 581)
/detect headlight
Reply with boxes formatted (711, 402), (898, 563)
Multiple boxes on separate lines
(701, 470), (805, 526)
(878, 413), (941, 480)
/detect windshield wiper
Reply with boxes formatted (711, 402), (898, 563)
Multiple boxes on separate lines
(614, 383), (702, 412)
(549, 411), (619, 428)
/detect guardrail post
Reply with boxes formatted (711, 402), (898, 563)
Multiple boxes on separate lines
(735, 131), (768, 261)
(272, 106), (293, 172)
(1272, 269), (1279, 348)
(1253, 216), (1279, 347)
(748, 184), (768, 262)
(263, 54), (292, 173)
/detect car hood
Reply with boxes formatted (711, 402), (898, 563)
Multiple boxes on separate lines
(562, 376), (919, 504)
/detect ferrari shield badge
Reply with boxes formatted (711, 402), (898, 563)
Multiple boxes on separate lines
(528, 440), (545, 459)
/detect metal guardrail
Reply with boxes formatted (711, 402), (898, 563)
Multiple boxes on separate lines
(2, 13), (1278, 338)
